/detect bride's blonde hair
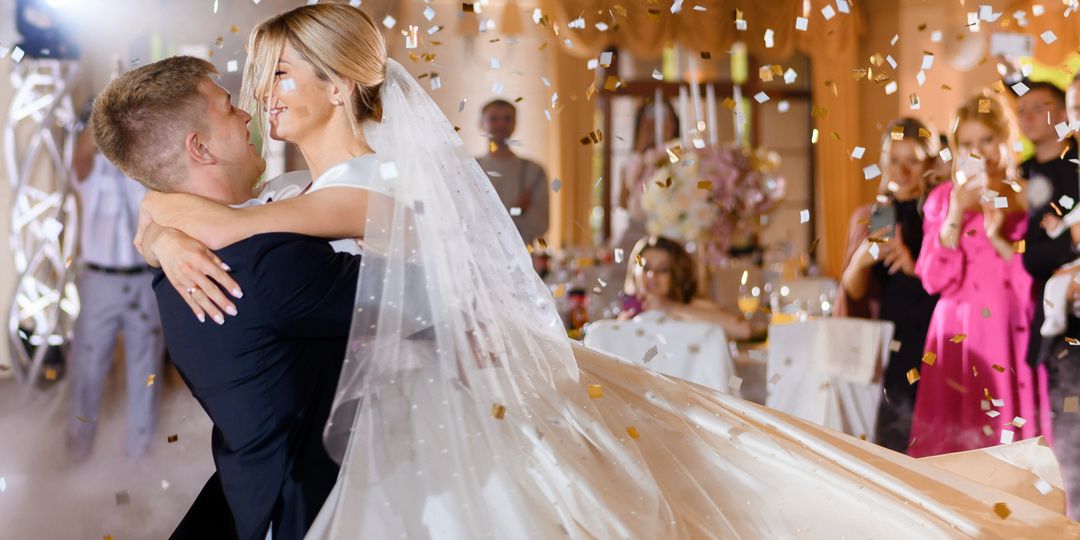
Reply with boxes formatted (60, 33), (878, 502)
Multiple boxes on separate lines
(241, 3), (387, 146)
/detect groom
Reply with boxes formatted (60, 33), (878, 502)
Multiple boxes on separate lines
(91, 56), (354, 539)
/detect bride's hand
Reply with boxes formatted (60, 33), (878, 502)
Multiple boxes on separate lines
(150, 227), (243, 324)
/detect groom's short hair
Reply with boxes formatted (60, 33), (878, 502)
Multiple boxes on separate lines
(91, 56), (217, 192)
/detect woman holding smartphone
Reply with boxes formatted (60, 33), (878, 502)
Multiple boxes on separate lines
(908, 93), (1045, 457)
(837, 117), (940, 453)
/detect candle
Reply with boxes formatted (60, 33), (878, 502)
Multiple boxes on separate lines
(706, 83), (718, 147)
(678, 85), (689, 147)
(690, 58), (704, 131)
(654, 87), (664, 151)
(732, 84), (745, 146)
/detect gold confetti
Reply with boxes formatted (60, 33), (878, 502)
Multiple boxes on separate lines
(721, 97), (736, 110)
(991, 80), (1005, 93)
(462, 2), (477, 12)
(146, 374), (156, 387)
(891, 126), (905, 140)
(697, 181), (713, 190)
(852, 68), (868, 81)
(214, 36), (224, 49)
(44, 368), (58, 381)
(553, 284), (566, 298)
(588, 384), (603, 398)
(603, 75), (620, 91)
(491, 403), (506, 419)
(918, 128), (932, 139)
(580, 129), (604, 145)
(230, 24), (240, 33)
(950, 334), (966, 343)
(906, 368), (920, 384)
(921, 352), (937, 366)
(1065, 396), (1080, 413)
(759, 66), (774, 82)
(941, 84), (952, 91)
(167, 434), (179, 443)
(811, 106), (828, 118)
(699, 51), (711, 59)
(978, 98), (991, 113)
(1014, 240), (1026, 254)
(104, 536), (113, 540)
(626, 426), (640, 439)
(993, 502), (1011, 519)
(991, 364), (1006, 373)
(1066, 337), (1080, 346)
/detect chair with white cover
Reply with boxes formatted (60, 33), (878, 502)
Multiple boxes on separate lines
(584, 311), (740, 396)
(765, 318), (893, 439)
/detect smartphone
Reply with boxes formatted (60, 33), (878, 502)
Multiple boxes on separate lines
(869, 203), (897, 239)
(955, 154), (987, 187)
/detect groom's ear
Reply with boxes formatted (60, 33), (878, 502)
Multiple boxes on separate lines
(185, 131), (215, 166)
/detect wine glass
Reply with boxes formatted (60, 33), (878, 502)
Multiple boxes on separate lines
(737, 283), (762, 320)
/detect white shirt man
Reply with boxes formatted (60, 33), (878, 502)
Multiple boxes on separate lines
(67, 129), (164, 463)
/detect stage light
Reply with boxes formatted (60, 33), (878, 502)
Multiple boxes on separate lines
(15, 0), (81, 60)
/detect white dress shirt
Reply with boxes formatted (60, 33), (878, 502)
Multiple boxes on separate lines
(73, 154), (147, 268)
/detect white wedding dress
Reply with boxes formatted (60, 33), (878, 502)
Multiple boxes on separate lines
(285, 61), (1079, 539)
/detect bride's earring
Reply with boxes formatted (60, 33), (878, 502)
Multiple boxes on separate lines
(332, 98), (343, 106)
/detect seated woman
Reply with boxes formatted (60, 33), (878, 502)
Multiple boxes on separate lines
(836, 117), (940, 454)
(618, 236), (751, 341)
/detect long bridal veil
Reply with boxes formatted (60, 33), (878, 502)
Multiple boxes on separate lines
(310, 59), (1078, 539)
(317, 58), (668, 537)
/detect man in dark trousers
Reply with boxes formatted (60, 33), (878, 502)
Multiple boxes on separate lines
(92, 56), (353, 539)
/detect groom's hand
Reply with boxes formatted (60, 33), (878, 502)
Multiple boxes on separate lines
(151, 228), (243, 324)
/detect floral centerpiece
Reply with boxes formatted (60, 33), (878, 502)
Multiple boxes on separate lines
(640, 144), (785, 264)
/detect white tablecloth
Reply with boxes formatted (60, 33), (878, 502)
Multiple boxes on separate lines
(584, 311), (739, 395)
(766, 318), (894, 439)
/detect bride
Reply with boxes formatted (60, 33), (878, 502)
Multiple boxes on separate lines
(139, 4), (1078, 538)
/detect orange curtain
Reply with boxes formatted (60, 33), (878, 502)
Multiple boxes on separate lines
(539, 0), (865, 275)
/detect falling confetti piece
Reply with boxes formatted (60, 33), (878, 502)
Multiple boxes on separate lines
(1000, 430), (1014, 444)
(643, 345), (659, 363)
(1035, 478), (1053, 495)
(146, 374), (156, 387)
(728, 375), (743, 392)
(115, 490), (131, 505)
(1064, 396), (1080, 413)
(491, 403), (506, 419)
(978, 99), (991, 113)
(45, 368), (58, 381)
(1014, 240), (1026, 254)
(1066, 337), (1080, 346)
(0, 477), (5, 492)
(993, 502), (1011, 519)
(906, 368), (920, 384)
(588, 384), (603, 398)
(922, 352), (937, 366)
(950, 334), (966, 343)
(981, 308), (991, 318)
(799, 209), (810, 224)
(626, 426), (640, 439)
(167, 434), (179, 443)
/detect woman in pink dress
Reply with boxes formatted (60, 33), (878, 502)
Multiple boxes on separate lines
(909, 94), (1043, 457)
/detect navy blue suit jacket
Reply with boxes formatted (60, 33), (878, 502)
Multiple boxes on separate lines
(155, 233), (359, 540)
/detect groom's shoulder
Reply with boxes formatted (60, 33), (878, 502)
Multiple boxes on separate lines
(216, 233), (333, 263)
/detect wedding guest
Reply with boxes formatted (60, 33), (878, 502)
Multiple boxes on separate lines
(476, 99), (549, 244)
(67, 97), (164, 463)
(619, 236), (751, 340)
(1028, 73), (1080, 519)
(908, 93), (1044, 457)
(837, 117), (939, 453)
(613, 98), (680, 254)
(1015, 80), (1078, 370)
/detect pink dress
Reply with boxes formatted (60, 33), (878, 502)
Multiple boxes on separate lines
(909, 183), (1041, 457)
